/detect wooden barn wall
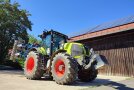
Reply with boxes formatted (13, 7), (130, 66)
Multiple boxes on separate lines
(80, 30), (134, 77)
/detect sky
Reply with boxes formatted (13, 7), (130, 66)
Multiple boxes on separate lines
(11, 0), (134, 38)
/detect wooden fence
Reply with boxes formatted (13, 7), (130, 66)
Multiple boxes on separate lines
(81, 30), (134, 77)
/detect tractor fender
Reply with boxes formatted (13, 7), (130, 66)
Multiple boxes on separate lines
(29, 47), (46, 55)
(29, 48), (38, 52)
(51, 49), (66, 60)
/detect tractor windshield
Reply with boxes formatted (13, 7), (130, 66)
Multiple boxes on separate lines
(42, 35), (51, 49)
(53, 34), (65, 51)
(41, 33), (66, 55)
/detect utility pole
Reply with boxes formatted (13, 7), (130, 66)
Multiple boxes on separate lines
(10, 39), (18, 62)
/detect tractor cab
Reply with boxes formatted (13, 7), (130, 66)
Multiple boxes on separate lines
(39, 30), (90, 58)
(39, 30), (68, 56)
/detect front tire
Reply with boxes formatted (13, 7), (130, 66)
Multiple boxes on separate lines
(24, 51), (44, 80)
(78, 67), (98, 82)
(51, 53), (78, 85)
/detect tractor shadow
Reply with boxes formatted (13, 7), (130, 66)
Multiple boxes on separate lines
(70, 79), (134, 90)
(38, 77), (134, 90)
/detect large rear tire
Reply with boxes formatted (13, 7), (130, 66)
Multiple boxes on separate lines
(78, 67), (98, 82)
(51, 53), (78, 85)
(24, 51), (44, 80)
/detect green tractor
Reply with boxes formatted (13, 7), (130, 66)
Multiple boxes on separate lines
(24, 30), (107, 85)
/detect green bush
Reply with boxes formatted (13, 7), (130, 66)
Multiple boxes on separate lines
(16, 58), (25, 68)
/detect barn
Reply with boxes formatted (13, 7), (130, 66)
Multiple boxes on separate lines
(70, 15), (134, 77)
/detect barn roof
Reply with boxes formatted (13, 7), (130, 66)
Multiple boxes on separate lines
(71, 15), (134, 38)
(70, 15), (134, 41)
(87, 15), (134, 33)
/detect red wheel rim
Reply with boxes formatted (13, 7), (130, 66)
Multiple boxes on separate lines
(26, 57), (34, 73)
(55, 59), (65, 77)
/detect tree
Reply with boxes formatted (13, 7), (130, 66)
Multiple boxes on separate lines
(28, 34), (38, 44)
(28, 34), (42, 45)
(0, 1), (32, 62)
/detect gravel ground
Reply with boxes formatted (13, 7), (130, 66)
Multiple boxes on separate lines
(0, 70), (131, 90)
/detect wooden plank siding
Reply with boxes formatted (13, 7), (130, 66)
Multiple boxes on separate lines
(79, 30), (134, 77)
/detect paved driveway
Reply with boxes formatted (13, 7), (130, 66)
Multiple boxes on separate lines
(0, 70), (133, 90)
